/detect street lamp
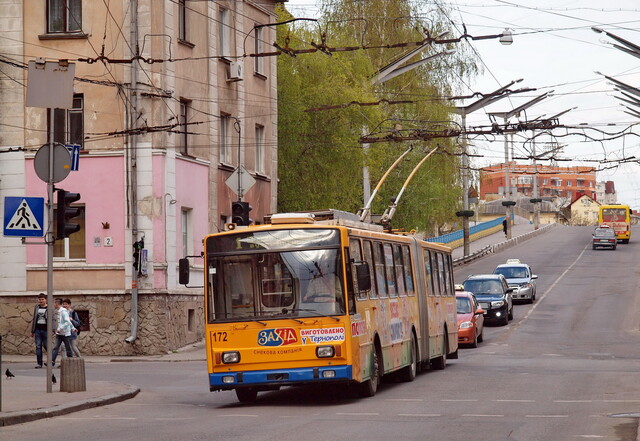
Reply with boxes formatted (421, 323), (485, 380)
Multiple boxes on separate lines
(454, 79), (531, 257)
(488, 91), (552, 239)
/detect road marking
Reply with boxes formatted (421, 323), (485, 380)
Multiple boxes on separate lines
(220, 414), (259, 417)
(387, 398), (423, 402)
(494, 399), (535, 402)
(336, 412), (380, 416)
(526, 414), (569, 418)
(462, 414), (504, 417)
(573, 436), (606, 438)
(555, 400), (593, 403)
(603, 400), (640, 403)
(398, 413), (441, 417)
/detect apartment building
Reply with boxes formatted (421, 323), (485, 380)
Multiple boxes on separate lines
(0, 0), (280, 355)
(480, 162), (597, 203)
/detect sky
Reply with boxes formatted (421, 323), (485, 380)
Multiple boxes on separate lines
(282, 1), (640, 210)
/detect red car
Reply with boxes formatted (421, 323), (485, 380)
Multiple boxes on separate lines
(456, 290), (485, 348)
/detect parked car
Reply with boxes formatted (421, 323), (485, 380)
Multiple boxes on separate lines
(456, 290), (485, 348)
(592, 225), (617, 250)
(462, 274), (514, 326)
(493, 259), (537, 303)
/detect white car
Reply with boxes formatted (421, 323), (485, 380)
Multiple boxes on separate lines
(493, 259), (537, 303)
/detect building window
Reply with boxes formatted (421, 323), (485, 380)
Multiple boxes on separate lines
(220, 114), (230, 164)
(178, 0), (187, 41)
(254, 26), (264, 74)
(53, 205), (85, 259)
(181, 208), (192, 259)
(188, 308), (195, 332)
(219, 8), (230, 57)
(255, 124), (264, 174)
(566, 181), (571, 187)
(47, 0), (82, 33)
(178, 99), (190, 155)
(48, 94), (83, 148)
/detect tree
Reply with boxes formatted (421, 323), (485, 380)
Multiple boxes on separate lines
(276, 1), (479, 233)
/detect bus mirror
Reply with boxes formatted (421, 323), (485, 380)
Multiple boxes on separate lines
(354, 262), (371, 292)
(178, 258), (190, 285)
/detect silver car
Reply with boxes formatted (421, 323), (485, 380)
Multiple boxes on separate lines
(493, 259), (537, 303)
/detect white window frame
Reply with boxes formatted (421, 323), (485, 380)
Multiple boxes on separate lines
(47, 0), (82, 34)
(219, 8), (231, 58)
(255, 124), (264, 174)
(179, 99), (190, 155)
(220, 115), (230, 164)
(181, 208), (192, 259)
(178, 0), (187, 41)
(254, 26), (264, 74)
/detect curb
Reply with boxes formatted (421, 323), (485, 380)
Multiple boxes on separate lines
(0, 385), (140, 427)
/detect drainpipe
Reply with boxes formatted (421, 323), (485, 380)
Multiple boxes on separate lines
(125, 0), (139, 344)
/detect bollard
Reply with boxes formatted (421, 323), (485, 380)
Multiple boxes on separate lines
(60, 358), (86, 392)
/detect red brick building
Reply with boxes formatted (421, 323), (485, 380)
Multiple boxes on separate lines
(480, 162), (597, 201)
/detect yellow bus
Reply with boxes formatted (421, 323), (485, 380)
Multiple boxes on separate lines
(185, 210), (458, 402)
(599, 204), (631, 243)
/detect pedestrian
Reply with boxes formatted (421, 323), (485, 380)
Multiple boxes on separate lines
(31, 293), (48, 368)
(63, 298), (82, 358)
(52, 297), (73, 366)
(502, 218), (508, 237)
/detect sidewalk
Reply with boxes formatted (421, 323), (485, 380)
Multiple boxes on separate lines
(0, 340), (206, 427)
(451, 219), (556, 262)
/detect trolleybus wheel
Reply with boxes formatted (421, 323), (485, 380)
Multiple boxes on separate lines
(398, 335), (417, 382)
(235, 388), (258, 403)
(358, 346), (380, 397)
(432, 335), (447, 370)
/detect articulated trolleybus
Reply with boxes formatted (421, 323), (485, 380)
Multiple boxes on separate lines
(196, 209), (457, 403)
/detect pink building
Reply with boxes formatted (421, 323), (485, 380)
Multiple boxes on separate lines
(0, 1), (280, 355)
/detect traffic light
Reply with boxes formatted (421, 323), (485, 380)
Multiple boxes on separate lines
(133, 238), (144, 275)
(231, 201), (252, 226)
(56, 189), (82, 240)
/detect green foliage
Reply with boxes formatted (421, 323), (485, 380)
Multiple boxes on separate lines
(276, 1), (479, 234)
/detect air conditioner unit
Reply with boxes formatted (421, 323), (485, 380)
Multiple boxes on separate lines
(227, 61), (244, 82)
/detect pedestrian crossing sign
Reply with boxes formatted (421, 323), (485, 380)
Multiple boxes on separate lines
(3, 197), (45, 237)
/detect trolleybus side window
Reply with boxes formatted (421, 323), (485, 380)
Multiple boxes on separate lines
(402, 245), (415, 296)
(349, 238), (368, 301)
(393, 244), (406, 297)
(383, 243), (397, 298)
(363, 240), (378, 299)
(430, 251), (441, 296)
(444, 254), (454, 296)
(424, 249), (435, 296)
(374, 242), (388, 298)
(437, 252), (446, 296)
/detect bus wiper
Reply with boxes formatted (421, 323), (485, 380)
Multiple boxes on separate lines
(283, 308), (341, 322)
(276, 309), (304, 324)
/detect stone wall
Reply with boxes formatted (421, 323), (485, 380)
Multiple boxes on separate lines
(0, 293), (204, 356)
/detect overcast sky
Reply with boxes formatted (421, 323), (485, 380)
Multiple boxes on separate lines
(282, 1), (640, 209)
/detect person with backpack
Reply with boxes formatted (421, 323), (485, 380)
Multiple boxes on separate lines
(63, 298), (82, 357)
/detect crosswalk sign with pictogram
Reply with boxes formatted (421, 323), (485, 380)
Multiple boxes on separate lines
(3, 197), (45, 237)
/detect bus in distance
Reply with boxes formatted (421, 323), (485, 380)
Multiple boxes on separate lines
(598, 204), (631, 243)
(187, 209), (458, 403)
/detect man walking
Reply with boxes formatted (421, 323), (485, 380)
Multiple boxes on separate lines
(52, 297), (74, 366)
(30, 293), (48, 368)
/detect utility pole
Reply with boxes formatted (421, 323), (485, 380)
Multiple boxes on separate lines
(125, 0), (139, 344)
(489, 91), (552, 239)
(454, 79), (528, 256)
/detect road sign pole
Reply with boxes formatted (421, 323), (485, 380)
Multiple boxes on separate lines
(46, 108), (54, 393)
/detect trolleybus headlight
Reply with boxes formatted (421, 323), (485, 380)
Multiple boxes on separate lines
(316, 346), (335, 358)
(222, 351), (240, 364)
(322, 370), (336, 378)
(222, 376), (235, 384)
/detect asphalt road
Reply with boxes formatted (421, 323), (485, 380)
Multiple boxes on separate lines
(2, 225), (640, 441)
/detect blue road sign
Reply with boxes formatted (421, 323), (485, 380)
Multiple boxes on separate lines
(66, 144), (80, 171)
(3, 197), (45, 237)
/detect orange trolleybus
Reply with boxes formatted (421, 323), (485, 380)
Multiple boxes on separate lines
(188, 210), (457, 403)
(599, 204), (631, 243)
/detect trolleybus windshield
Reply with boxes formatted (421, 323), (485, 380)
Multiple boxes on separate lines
(206, 229), (345, 323)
